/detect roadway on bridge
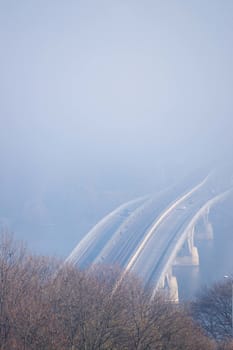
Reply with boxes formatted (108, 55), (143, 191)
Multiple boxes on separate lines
(65, 173), (229, 294)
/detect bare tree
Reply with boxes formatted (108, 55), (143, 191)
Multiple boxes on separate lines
(0, 231), (218, 349)
(191, 280), (232, 340)
(0, 231), (28, 349)
(120, 281), (213, 350)
(12, 255), (59, 350)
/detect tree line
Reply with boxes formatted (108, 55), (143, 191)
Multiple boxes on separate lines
(0, 231), (232, 349)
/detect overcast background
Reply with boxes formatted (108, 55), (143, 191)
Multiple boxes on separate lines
(0, 1), (233, 257)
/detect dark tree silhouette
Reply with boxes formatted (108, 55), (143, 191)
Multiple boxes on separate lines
(0, 231), (216, 349)
(191, 280), (232, 341)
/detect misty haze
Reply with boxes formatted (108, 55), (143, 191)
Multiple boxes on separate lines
(1, 0), (233, 303)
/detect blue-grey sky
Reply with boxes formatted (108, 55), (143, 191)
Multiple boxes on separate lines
(0, 1), (233, 255)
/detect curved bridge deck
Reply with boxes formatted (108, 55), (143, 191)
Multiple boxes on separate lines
(65, 173), (232, 300)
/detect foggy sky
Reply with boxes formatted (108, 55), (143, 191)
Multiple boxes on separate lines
(0, 1), (233, 255)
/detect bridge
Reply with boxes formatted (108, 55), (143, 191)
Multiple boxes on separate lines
(65, 173), (232, 301)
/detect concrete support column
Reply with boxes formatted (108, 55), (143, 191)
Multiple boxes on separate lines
(159, 269), (179, 303)
(174, 226), (199, 266)
(195, 207), (213, 240)
(203, 209), (213, 239)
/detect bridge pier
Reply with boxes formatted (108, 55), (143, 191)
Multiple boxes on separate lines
(158, 269), (179, 303)
(173, 226), (199, 266)
(195, 207), (213, 240)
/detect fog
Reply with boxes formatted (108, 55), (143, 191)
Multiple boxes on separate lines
(0, 1), (233, 256)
